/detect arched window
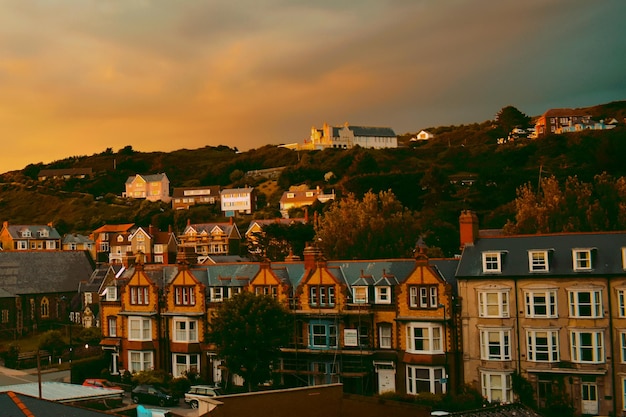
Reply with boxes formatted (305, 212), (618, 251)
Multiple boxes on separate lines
(41, 297), (50, 318)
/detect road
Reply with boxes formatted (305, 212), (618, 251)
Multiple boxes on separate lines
(0, 365), (69, 386)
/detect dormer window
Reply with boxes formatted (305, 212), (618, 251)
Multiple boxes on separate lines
(482, 252), (502, 273)
(375, 286), (391, 304)
(353, 287), (368, 304)
(528, 250), (549, 272)
(21, 230), (32, 238)
(104, 286), (118, 301)
(287, 193), (295, 198)
(39, 229), (49, 237)
(573, 249), (593, 271)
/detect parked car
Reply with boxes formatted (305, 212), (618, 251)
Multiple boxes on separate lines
(184, 385), (222, 409)
(82, 378), (123, 390)
(131, 384), (179, 407)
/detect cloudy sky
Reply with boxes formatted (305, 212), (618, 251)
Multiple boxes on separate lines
(1, 0), (625, 172)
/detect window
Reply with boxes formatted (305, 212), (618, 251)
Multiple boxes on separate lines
(105, 286), (118, 301)
(407, 366), (446, 395)
(130, 286), (150, 305)
(1, 309), (8, 323)
(39, 229), (49, 237)
(128, 317), (152, 341)
(173, 353), (199, 378)
(409, 286), (438, 308)
(255, 285), (277, 298)
(618, 289), (626, 317)
(478, 290), (510, 318)
(309, 286), (335, 307)
(527, 330), (559, 362)
(154, 244), (163, 254)
(525, 289), (557, 318)
(40, 297), (49, 318)
(481, 372), (513, 403)
(21, 230), (32, 238)
(482, 252), (502, 273)
(210, 287), (224, 302)
(480, 329), (511, 360)
(17, 241), (27, 250)
(375, 286), (391, 304)
(129, 351), (153, 373)
(84, 293), (93, 305)
(528, 251), (549, 272)
(309, 322), (338, 349)
(154, 255), (164, 263)
(570, 330), (604, 363)
(173, 318), (198, 342)
(117, 235), (124, 242)
(353, 287), (368, 303)
(108, 317), (117, 337)
(573, 249), (592, 271)
(174, 286), (196, 306)
(46, 240), (56, 250)
(379, 324), (392, 349)
(406, 323), (443, 354)
(568, 289), (602, 318)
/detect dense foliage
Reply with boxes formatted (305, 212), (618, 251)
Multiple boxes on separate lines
(209, 292), (292, 391)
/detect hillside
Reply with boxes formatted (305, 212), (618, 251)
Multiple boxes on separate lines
(1, 101), (625, 256)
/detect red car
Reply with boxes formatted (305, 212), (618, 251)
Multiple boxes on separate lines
(82, 378), (123, 390)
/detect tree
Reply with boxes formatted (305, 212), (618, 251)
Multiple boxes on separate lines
(248, 222), (315, 261)
(209, 292), (292, 391)
(38, 330), (66, 359)
(314, 190), (423, 260)
(495, 105), (530, 134)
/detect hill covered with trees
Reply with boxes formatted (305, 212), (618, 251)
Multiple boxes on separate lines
(1, 101), (625, 257)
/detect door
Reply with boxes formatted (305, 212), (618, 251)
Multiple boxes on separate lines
(375, 362), (396, 394)
(581, 382), (598, 415)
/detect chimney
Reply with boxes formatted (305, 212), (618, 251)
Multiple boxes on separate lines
(303, 243), (323, 270)
(459, 210), (479, 249)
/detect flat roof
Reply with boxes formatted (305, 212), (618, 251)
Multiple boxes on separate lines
(0, 381), (123, 403)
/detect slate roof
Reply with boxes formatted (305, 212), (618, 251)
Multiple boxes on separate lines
(456, 231), (626, 278)
(0, 251), (95, 296)
(4, 224), (61, 240)
(62, 233), (94, 245)
(125, 173), (168, 184)
(172, 185), (221, 198)
(0, 391), (120, 416)
(332, 125), (396, 137)
(327, 259), (418, 285)
(185, 223), (240, 238)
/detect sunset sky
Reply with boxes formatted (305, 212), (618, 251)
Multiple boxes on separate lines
(1, 1), (625, 172)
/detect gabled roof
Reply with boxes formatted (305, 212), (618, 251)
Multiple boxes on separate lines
(185, 223), (241, 239)
(125, 173), (168, 184)
(0, 252), (95, 296)
(456, 231), (626, 278)
(540, 108), (590, 118)
(221, 187), (254, 195)
(245, 218), (306, 236)
(327, 259), (417, 286)
(172, 185), (221, 198)
(3, 224), (61, 239)
(62, 233), (94, 245)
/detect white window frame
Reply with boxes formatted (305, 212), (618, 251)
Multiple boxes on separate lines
(406, 323), (443, 354)
(105, 286), (118, 301)
(480, 328), (511, 361)
(173, 353), (200, 378)
(570, 330), (604, 364)
(379, 324), (392, 349)
(17, 241), (27, 250)
(45, 240), (56, 250)
(478, 290), (510, 318)
(375, 286), (391, 304)
(618, 289), (626, 317)
(527, 329), (559, 362)
(173, 318), (198, 343)
(568, 289), (602, 318)
(210, 287), (224, 302)
(481, 371), (513, 403)
(129, 350), (153, 373)
(406, 366), (446, 395)
(524, 289), (557, 318)
(573, 249), (592, 271)
(482, 252), (502, 273)
(128, 317), (152, 341)
(353, 286), (368, 304)
(528, 250), (549, 272)
(620, 332), (626, 363)
(108, 317), (117, 337)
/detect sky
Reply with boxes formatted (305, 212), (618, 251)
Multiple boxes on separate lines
(1, 0), (625, 173)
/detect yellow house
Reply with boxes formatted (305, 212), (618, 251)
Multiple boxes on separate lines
(124, 173), (171, 203)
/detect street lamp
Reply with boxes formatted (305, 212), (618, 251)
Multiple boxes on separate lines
(60, 296), (73, 366)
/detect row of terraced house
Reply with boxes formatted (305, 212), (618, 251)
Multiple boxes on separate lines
(4, 212), (626, 415)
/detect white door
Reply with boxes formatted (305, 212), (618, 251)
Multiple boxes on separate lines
(377, 368), (396, 394)
(581, 383), (598, 415)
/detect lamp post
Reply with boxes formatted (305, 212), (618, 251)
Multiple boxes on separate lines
(60, 296), (73, 367)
